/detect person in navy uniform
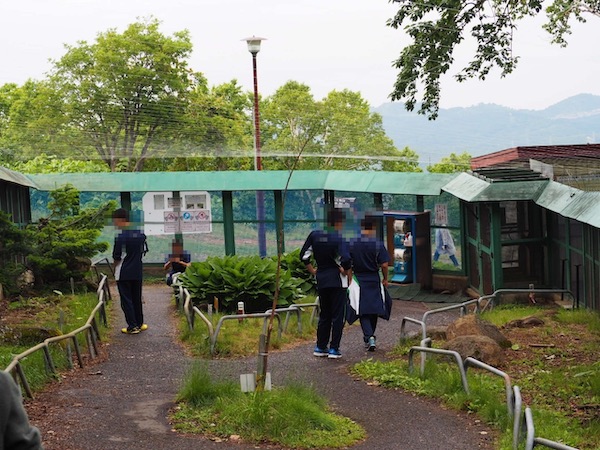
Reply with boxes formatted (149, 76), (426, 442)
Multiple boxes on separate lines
(112, 208), (148, 335)
(300, 207), (352, 359)
(348, 215), (391, 352)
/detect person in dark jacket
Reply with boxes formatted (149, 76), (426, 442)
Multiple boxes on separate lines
(348, 215), (391, 352)
(300, 207), (352, 359)
(0, 371), (43, 450)
(163, 239), (191, 286)
(112, 208), (148, 335)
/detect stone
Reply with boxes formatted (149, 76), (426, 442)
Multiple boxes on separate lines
(443, 335), (504, 366)
(446, 314), (512, 348)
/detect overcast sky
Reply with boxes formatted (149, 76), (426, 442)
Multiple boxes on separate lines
(2, 0), (599, 112)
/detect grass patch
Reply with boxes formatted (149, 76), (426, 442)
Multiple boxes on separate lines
(352, 304), (600, 449)
(172, 363), (365, 448)
(178, 296), (318, 357)
(0, 292), (110, 391)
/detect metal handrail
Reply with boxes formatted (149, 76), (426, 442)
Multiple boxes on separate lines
(480, 288), (574, 312)
(464, 357), (513, 417)
(407, 346), (470, 394)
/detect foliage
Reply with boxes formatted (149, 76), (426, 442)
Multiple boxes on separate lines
(173, 363), (365, 448)
(47, 18), (197, 171)
(24, 185), (115, 289)
(387, 0), (600, 118)
(0, 211), (29, 295)
(9, 154), (109, 174)
(178, 254), (305, 312)
(275, 248), (317, 295)
(427, 152), (472, 173)
(261, 81), (422, 171)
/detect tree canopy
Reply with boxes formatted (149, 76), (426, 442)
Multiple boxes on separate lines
(427, 152), (472, 173)
(388, 0), (600, 119)
(0, 18), (422, 173)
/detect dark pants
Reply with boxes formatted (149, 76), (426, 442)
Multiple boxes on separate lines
(117, 280), (143, 329)
(360, 314), (378, 341)
(316, 287), (347, 351)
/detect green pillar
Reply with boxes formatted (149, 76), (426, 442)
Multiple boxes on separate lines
(416, 195), (424, 212)
(490, 202), (503, 291)
(274, 190), (285, 254)
(222, 191), (235, 256)
(173, 191), (182, 243)
(120, 192), (132, 211)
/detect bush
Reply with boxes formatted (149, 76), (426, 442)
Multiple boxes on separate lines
(178, 254), (306, 312)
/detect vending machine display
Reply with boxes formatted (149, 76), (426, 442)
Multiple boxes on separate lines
(385, 211), (432, 290)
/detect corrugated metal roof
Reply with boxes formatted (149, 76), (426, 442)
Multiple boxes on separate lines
(0, 166), (38, 188)
(25, 170), (456, 196)
(443, 172), (549, 202)
(536, 181), (600, 228)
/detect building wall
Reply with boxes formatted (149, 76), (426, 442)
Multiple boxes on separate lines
(0, 181), (31, 226)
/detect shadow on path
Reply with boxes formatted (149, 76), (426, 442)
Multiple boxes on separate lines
(28, 284), (496, 450)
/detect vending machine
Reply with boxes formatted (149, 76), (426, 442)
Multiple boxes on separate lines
(384, 211), (432, 290)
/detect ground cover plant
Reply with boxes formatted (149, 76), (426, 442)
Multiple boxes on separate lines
(171, 363), (365, 448)
(352, 304), (600, 450)
(177, 253), (311, 313)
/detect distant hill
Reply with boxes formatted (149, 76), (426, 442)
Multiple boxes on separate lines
(374, 93), (600, 164)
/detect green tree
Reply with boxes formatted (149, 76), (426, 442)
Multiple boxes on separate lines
(25, 185), (114, 289)
(261, 82), (421, 172)
(0, 81), (68, 164)
(145, 80), (255, 172)
(48, 18), (196, 171)
(261, 81), (324, 170)
(387, 1), (600, 118)
(427, 152), (472, 173)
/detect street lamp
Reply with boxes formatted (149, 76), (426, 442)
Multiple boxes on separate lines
(243, 36), (267, 257)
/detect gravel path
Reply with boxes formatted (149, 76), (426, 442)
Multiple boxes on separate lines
(27, 284), (496, 450)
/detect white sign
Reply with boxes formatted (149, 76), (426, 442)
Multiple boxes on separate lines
(165, 209), (211, 233)
(143, 191), (212, 235)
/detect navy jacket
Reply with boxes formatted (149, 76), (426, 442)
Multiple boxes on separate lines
(112, 229), (147, 281)
(300, 229), (351, 289)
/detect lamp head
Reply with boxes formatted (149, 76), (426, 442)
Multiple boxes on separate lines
(242, 36), (267, 55)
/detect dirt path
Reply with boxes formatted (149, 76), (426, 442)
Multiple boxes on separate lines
(26, 284), (496, 450)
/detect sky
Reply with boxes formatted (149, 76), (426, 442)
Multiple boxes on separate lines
(1, 0), (600, 112)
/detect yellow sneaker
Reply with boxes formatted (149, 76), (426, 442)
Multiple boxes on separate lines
(121, 327), (140, 334)
(139, 324), (148, 331)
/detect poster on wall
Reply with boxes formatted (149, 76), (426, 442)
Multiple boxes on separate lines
(143, 191), (212, 235)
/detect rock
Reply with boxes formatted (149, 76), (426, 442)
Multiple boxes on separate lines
(505, 315), (545, 329)
(426, 325), (447, 340)
(443, 335), (504, 366)
(446, 314), (511, 348)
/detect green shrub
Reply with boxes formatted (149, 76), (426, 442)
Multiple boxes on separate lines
(178, 254), (305, 312)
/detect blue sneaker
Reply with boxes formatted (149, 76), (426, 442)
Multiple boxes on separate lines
(367, 336), (376, 352)
(328, 348), (342, 359)
(313, 346), (328, 357)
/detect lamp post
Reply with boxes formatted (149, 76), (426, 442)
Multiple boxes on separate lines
(243, 36), (267, 257)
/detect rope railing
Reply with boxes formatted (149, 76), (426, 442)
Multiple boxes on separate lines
(2, 274), (111, 398)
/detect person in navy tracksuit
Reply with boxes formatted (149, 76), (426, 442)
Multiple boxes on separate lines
(300, 207), (352, 359)
(348, 215), (391, 352)
(112, 208), (148, 335)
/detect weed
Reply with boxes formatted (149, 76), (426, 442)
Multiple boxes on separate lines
(173, 364), (365, 448)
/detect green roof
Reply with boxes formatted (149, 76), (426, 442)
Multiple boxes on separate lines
(26, 170), (457, 196)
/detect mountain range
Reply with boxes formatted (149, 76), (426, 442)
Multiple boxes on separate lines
(374, 93), (600, 165)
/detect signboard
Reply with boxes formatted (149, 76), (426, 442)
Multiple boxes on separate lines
(142, 191), (212, 235)
(434, 203), (448, 226)
(164, 209), (211, 233)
